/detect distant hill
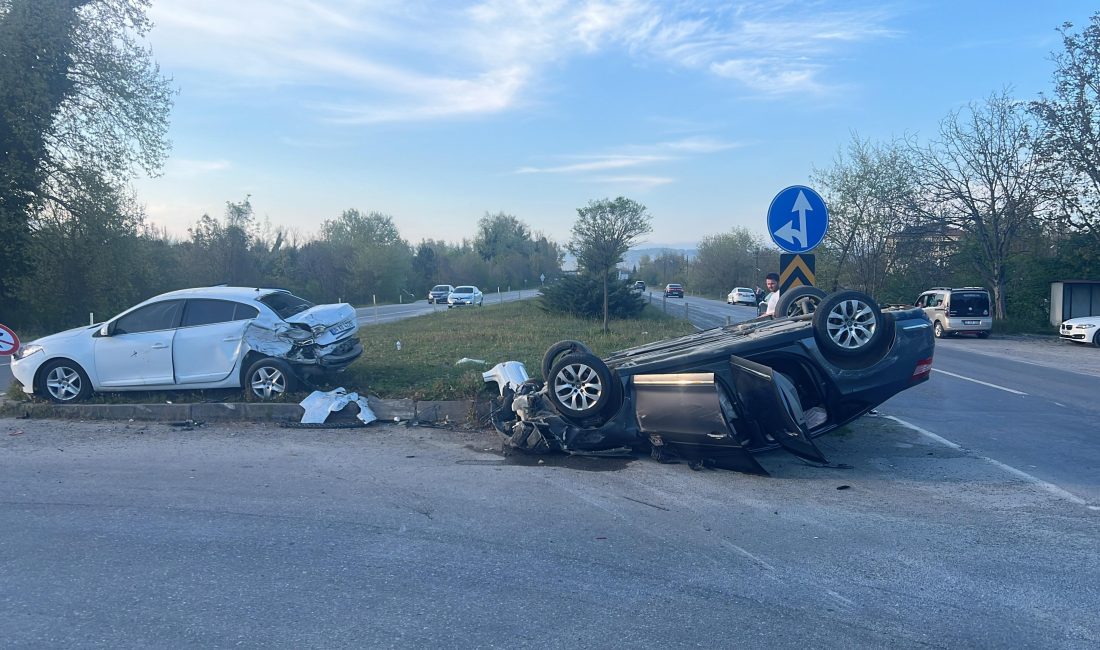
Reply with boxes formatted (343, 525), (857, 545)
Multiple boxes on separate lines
(561, 245), (697, 272)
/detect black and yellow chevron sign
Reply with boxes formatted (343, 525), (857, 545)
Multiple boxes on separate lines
(779, 254), (815, 292)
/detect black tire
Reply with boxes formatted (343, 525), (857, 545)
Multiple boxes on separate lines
(774, 286), (827, 318)
(977, 331), (991, 339)
(546, 351), (613, 420)
(541, 340), (592, 380)
(933, 320), (945, 338)
(1094, 331), (1100, 347)
(38, 359), (92, 403)
(245, 357), (297, 401)
(812, 291), (889, 360)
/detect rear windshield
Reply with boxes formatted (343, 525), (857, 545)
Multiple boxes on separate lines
(951, 291), (989, 312)
(258, 292), (314, 319)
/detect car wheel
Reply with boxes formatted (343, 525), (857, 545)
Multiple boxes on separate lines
(541, 339), (593, 380)
(38, 359), (92, 403)
(245, 358), (296, 401)
(812, 291), (889, 360)
(977, 331), (991, 339)
(1094, 331), (1100, 347)
(546, 352), (613, 420)
(775, 286), (827, 318)
(933, 321), (945, 338)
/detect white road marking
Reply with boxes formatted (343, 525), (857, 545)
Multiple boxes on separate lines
(931, 368), (1028, 395)
(884, 415), (1091, 508)
(719, 539), (776, 571)
(882, 415), (962, 450)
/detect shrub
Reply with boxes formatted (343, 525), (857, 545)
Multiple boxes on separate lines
(538, 273), (645, 319)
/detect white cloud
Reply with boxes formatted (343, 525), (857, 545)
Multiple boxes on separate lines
(147, 1), (896, 123)
(166, 159), (232, 177)
(588, 175), (675, 190)
(516, 154), (670, 174)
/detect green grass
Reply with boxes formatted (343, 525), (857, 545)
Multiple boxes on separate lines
(6, 301), (695, 404)
(344, 300), (696, 400)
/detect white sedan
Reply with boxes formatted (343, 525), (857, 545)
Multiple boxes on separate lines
(727, 287), (757, 305)
(11, 286), (362, 402)
(1060, 316), (1100, 346)
(448, 285), (484, 307)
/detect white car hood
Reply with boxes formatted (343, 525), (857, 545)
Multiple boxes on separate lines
(284, 303), (358, 344)
(1064, 316), (1100, 326)
(28, 324), (99, 348)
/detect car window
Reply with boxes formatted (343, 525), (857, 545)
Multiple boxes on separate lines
(258, 292), (314, 319)
(951, 291), (989, 312)
(454, 287), (472, 294)
(432, 285), (450, 291)
(182, 299), (258, 327)
(113, 300), (183, 335)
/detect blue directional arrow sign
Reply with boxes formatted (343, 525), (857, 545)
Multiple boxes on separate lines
(767, 185), (829, 253)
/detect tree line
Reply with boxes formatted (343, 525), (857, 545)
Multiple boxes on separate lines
(4, 2), (1100, 333)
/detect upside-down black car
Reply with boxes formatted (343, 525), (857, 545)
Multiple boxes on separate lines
(484, 289), (934, 474)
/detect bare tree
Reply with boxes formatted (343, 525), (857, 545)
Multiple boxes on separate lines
(1030, 14), (1100, 244)
(910, 90), (1051, 319)
(813, 134), (920, 296)
(569, 197), (653, 333)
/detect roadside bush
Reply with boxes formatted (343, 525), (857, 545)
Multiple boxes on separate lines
(538, 273), (645, 319)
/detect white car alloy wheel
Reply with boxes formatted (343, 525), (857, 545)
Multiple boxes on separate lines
(46, 365), (83, 401)
(249, 363), (289, 400)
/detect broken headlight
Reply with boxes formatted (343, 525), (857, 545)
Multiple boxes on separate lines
(13, 344), (43, 361)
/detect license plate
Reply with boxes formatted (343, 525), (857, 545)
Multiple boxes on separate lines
(963, 320), (979, 325)
(328, 320), (353, 336)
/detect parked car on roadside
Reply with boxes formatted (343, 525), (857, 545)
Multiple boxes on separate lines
(427, 284), (455, 304)
(10, 287), (362, 403)
(727, 287), (756, 305)
(664, 283), (684, 298)
(448, 285), (484, 307)
(915, 287), (992, 338)
(1060, 316), (1100, 346)
(484, 290), (935, 474)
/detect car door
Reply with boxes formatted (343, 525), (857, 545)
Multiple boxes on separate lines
(93, 300), (182, 387)
(173, 299), (257, 384)
(727, 355), (827, 464)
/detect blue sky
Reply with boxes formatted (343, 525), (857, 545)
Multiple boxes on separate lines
(134, 0), (1097, 248)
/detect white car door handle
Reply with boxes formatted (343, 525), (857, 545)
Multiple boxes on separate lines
(152, 343), (169, 349)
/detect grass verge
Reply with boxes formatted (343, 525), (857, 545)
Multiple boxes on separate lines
(344, 300), (696, 400)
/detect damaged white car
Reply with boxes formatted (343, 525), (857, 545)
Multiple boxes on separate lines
(11, 287), (362, 403)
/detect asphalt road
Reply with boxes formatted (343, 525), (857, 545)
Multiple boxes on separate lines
(1, 417), (1097, 648)
(880, 337), (1100, 505)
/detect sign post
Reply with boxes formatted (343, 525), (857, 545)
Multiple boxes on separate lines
(767, 185), (829, 292)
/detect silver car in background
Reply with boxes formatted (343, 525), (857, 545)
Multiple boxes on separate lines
(448, 285), (484, 307)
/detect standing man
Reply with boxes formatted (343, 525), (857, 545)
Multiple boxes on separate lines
(763, 272), (780, 317)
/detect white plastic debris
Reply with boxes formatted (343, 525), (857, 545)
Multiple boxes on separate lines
(455, 357), (486, 366)
(299, 388), (377, 425)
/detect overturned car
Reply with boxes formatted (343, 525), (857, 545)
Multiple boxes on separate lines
(11, 287), (362, 402)
(485, 290), (934, 474)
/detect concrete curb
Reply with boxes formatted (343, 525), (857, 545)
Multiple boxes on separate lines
(0, 397), (491, 426)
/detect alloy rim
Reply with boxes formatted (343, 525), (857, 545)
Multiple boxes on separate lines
(251, 367), (286, 400)
(46, 366), (82, 401)
(553, 363), (603, 411)
(825, 299), (877, 349)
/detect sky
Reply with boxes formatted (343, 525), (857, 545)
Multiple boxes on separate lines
(132, 0), (1098, 249)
